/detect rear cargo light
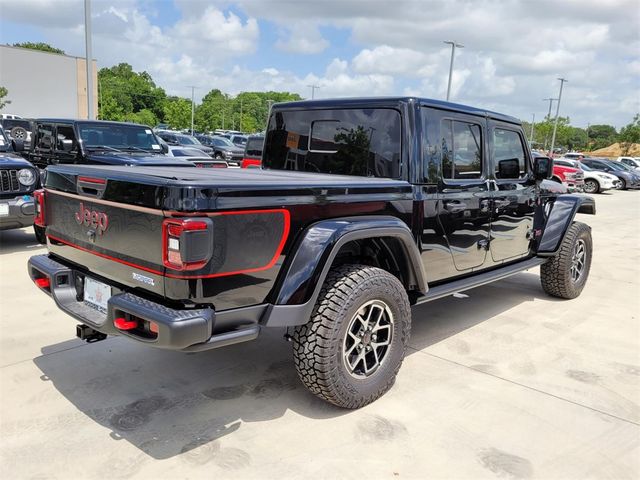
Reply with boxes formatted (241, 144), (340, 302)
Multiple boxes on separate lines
(114, 317), (138, 330)
(78, 176), (107, 185)
(241, 158), (261, 168)
(34, 189), (46, 227)
(149, 322), (159, 334)
(162, 218), (213, 271)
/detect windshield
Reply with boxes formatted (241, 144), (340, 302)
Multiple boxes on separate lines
(214, 137), (235, 148)
(579, 163), (593, 171)
(604, 161), (627, 171)
(178, 135), (200, 145)
(79, 123), (161, 152)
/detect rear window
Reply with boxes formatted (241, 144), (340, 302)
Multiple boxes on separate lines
(245, 137), (264, 157)
(263, 108), (401, 178)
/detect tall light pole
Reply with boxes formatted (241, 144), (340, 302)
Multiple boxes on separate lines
(307, 84), (320, 99)
(549, 78), (567, 157)
(529, 113), (535, 146)
(444, 40), (464, 101)
(542, 98), (556, 120)
(187, 86), (197, 135)
(84, 0), (94, 120)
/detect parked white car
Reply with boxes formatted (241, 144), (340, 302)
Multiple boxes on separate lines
(561, 152), (585, 160)
(165, 145), (231, 168)
(616, 157), (640, 170)
(555, 159), (619, 193)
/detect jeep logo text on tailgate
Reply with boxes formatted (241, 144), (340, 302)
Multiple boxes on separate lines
(75, 202), (109, 235)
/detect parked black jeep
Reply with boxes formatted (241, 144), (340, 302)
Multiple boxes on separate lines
(28, 97), (595, 408)
(27, 119), (192, 168)
(0, 126), (41, 239)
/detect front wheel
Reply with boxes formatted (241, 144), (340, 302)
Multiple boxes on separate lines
(540, 221), (592, 299)
(618, 178), (627, 190)
(292, 264), (411, 408)
(583, 179), (600, 194)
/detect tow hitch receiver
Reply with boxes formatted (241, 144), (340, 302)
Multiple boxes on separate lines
(76, 324), (107, 343)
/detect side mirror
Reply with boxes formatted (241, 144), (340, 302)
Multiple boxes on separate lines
(497, 158), (520, 179)
(12, 139), (24, 152)
(533, 156), (553, 181)
(61, 139), (74, 152)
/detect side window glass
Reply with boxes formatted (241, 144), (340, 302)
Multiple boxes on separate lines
(55, 125), (78, 152)
(493, 128), (527, 179)
(441, 119), (483, 180)
(36, 124), (54, 150)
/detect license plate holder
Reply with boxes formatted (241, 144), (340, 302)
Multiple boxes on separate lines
(84, 276), (111, 316)
(0, 203), (8, 216)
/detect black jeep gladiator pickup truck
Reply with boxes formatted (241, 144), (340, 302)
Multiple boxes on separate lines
(28, 97), (595, 408)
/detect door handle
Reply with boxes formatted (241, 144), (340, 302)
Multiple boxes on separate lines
(443, 201), (467, 213)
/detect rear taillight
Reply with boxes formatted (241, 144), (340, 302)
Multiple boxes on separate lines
(241, 158), (261, 168)
(162, 218), (213, 271)
(34, 189), (46, 227)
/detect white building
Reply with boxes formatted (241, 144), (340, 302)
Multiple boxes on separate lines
(0, 45), (97, 119)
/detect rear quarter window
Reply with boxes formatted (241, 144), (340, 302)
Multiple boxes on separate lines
(263, 108), (401, 178)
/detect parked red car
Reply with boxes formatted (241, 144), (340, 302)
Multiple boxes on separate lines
(552, 163), (584, 192)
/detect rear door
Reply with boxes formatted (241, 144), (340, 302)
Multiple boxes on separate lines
(487, 122), (536, 262)
(436, 112), (491, 271)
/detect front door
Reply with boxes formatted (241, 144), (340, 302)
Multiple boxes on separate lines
(487, 122), (536, 262)
(436, 113), (491, 271)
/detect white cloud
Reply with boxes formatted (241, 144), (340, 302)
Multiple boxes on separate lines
(275, 23), (329, 54)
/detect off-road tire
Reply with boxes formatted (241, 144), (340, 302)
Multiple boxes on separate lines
(541, 221), (592, 299)
(33, 225), (46, 244)
(10, 126), (28, 140)
(583, 179), (600, 194)
(292, 264), (411, 409)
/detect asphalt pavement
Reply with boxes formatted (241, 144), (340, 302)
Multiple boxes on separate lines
(1, 191), (638, 479)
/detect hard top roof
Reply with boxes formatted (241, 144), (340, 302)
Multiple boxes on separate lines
(273, 96), (520, 124)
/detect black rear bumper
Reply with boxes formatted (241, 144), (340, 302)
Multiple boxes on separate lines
(27, 254), (261, 351)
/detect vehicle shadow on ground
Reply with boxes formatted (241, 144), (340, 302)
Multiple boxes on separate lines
(0, 228), (43, 254)
(33, 271), (545, 460)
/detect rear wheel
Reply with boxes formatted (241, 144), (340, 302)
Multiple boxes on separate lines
(292, 264), (411, 408)
(583, 179), (600, 194)
(10, 126), (28, 141)
(541, 221), (592, 299)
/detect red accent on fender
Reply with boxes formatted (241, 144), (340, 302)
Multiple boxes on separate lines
(78, 176), (107, 185)
(34, 277), (50, 289)
(46, 208), (291, 280)
(114, 317), (138, 330)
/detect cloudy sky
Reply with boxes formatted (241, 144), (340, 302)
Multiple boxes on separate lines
(1, 0), (638, 128)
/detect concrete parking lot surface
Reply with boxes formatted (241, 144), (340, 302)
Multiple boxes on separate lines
(1, 192), (639, 479)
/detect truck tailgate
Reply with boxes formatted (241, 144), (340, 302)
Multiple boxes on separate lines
(46, 189), (166, 297)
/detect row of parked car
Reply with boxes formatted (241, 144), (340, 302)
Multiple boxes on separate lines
(533, 150), (640, 193)
(0, 117), (637, 246)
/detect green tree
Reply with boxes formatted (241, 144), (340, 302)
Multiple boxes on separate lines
(13, 42), (65, 54)
(0, 86), (10, 110)
(126, 109), (157, 127)
(618, 114), (640, 155)
(586, 124), (617, 150)
(163, 97), (192, 129)
(98, 63), (166, 122)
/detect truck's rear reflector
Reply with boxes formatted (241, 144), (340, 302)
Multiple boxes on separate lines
(34, 189), (46, 227)
(241, 158), (261, 168)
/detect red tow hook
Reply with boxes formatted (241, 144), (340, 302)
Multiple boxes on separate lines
(114, 317), (138, 330)
(34, 278), (51, 289)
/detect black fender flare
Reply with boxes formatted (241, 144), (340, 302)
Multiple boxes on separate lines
(263, 216), (427, 327)
(537, 194), (595, 256)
